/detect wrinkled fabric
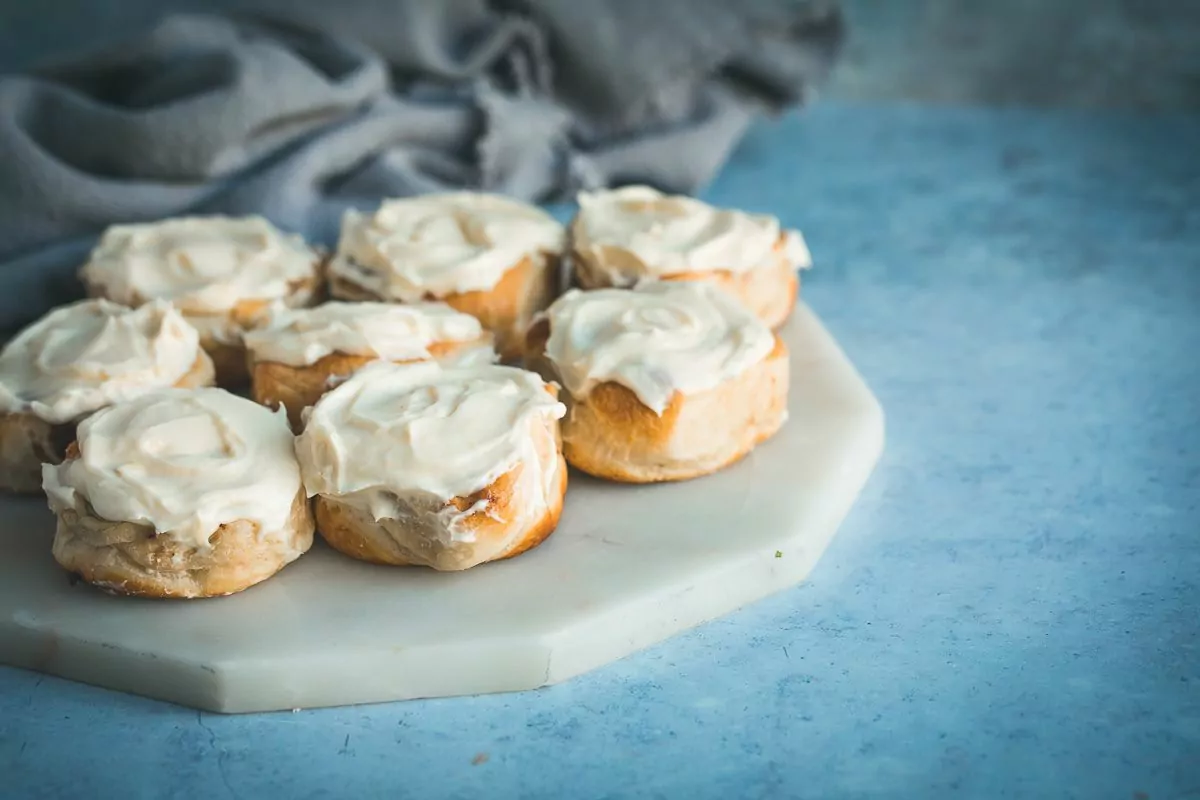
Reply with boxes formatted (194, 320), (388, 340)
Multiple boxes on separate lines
(0, 0), (843, 328)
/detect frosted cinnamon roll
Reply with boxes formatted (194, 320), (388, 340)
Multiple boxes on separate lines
(295, 360), (567, 571)
(526, 281), (788, 483)
(570, 185), (812, 328)
(0, 299), (214, 493)
(42, 388), (313, 598)
(327, 193), (565, 360)
(80, 216), (323, 385)
(244, 301), (497, 428)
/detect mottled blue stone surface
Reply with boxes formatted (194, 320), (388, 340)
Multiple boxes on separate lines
(2, 104), (1198, 799)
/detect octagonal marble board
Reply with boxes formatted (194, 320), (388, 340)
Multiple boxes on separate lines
(0, 303), (883, 713)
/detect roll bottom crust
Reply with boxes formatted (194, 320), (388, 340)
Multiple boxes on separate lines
(250, 337), (492, 430)
(51, 488), (315, 599)
(329, 254), (557, 362)
(572, 239), (799, 330)
(312, 413), (567, 571)
(527, 324), (789, 483)
(0, 351), (215, 494)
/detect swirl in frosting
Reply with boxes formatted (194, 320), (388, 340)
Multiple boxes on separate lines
(572, 185), (812, 284)
(541, 282), (776, 413)
(80, 216), (319, 315)
(296, 360), (564, 534)
(0, 299), (203, 424)
(243, 301), (494, 368)
(42, 388), (303, 550)
(329, 193), (565, 301)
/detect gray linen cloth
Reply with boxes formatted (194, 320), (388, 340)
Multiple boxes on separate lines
(0, 0), (843, 328)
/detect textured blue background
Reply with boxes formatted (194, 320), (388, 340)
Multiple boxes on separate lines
(2, 104), (1199, 798)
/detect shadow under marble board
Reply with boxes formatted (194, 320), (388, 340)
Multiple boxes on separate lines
(0, 303), (883, 713)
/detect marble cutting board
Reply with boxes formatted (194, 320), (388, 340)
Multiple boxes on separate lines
(0, 303), (883, 713)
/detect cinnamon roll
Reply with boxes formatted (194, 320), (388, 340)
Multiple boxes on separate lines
(80, 216), (323, 385)
(42, 388), (314, 598)
(526, 281), (788, 483)
(570, 185), (811, 328)
(0, 299), (214, 493)
(244, 301), (496, 428)
(327, 193), (564, 360)
(295, 360), (566, 571)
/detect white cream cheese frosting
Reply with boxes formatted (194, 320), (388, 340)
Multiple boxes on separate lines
(242, 301), (494, 368)
(572, 185), (812, 284)
(296, 360), (565, 540)
(0, 299), (203, 424)
(80, 215), (319, 321)
(42, 388), (303, 551)
(328, 193), (565, 301)
(541, 281), (776, 414)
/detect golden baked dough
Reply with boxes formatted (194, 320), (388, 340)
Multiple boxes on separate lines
(568, 186), (810, 328)
(43, 388), (313, 597)
(51, 486), (315, 599)
(296, 360), (567, 570)
(250, 336), (490, 429)
(326, 193), (565, 362)
(245, 301), (495, 428)
(314, 440), (567, 571)
(573, 236), (799, 329)
(526, 319), (789, 483)
(330, 254), (557, 362)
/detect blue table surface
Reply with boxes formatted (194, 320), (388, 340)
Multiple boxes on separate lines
(2, 103), (1198, 800)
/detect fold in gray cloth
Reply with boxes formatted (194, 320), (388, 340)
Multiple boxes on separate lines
(0, 0), (842, 328)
